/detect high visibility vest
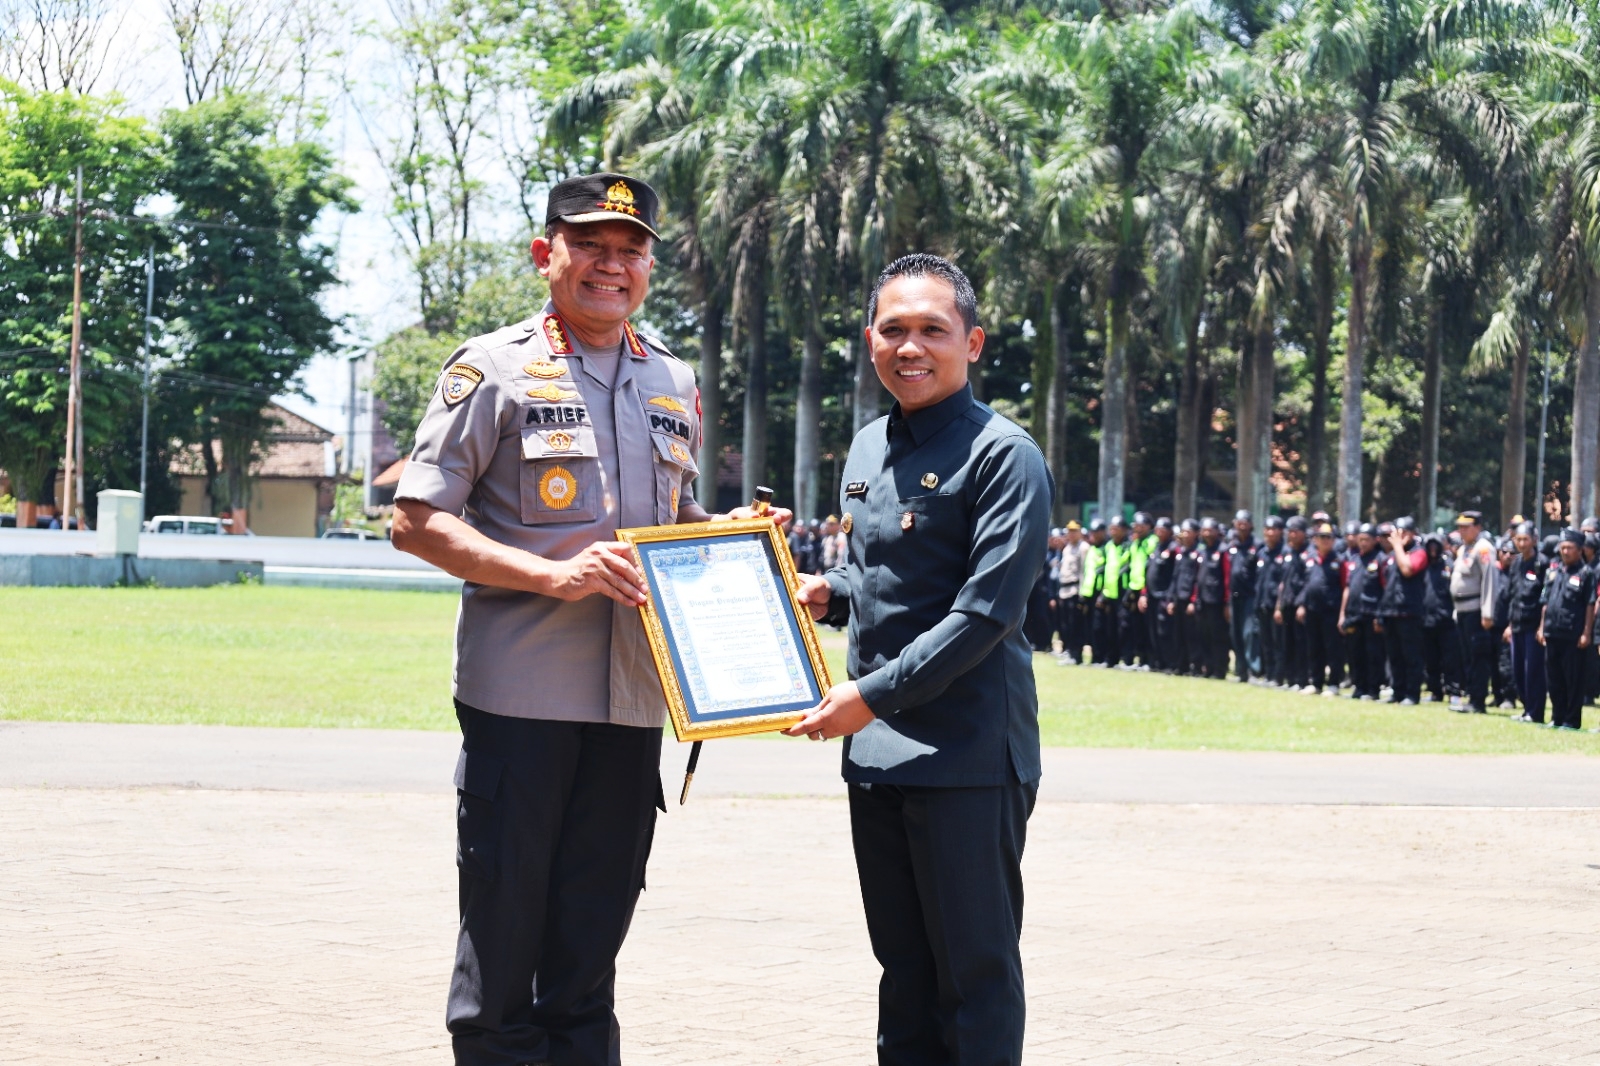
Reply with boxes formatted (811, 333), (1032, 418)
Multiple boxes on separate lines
(1081, 543), (1106, 599)
(1104, 540), (1126, 598)
(1128, 533), (1157, 592)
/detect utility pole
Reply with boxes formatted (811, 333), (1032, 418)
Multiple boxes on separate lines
(1535, 340), (1551, 536)
(345, 352), (359, 476)
(63, 165), (85, 530)
(140, 243), (155, 518)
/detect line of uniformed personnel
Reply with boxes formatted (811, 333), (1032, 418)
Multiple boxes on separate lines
(1041, 508), (1598, 730)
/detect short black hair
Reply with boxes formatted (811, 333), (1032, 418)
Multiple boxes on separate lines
(867, 253), (978, 333)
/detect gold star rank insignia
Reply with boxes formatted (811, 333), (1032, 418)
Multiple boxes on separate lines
(921, 473), (939, 489)
(527, 384), (579, 402)
(538, 466), (578, 510)
(623, 321), (648, 358)
(598, 180), (640, 217)
(542, 315), (574, 355)
(442, 363), (483, 406)
(841, 513), (853, 534)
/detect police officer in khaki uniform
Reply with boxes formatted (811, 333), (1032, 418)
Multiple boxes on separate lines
(392, 173), (786, 1066)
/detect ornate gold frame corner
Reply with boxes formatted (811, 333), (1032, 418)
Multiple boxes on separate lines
(616, 518), (834, 742)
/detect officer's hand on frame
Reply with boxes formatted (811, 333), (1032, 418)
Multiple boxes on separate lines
(783, 680), (874, 741)
(794, 574), (832, 621)
(724, 504), (795, 529)
(540, 541), (648, 606)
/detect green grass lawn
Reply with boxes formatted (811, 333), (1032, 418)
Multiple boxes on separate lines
(4, 586), (1598, 753)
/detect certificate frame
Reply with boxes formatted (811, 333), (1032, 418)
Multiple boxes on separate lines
(616, 518), (834, 741)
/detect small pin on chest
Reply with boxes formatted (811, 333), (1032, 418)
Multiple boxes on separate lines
(901, 512), (915, 532)
(921, 473), (939, 490)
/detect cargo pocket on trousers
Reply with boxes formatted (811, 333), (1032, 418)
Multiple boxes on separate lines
(453, 749), (504, 882)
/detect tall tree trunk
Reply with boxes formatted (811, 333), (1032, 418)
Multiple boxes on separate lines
(1574, 270), (1600, 522)
(1235, 333), (1258, 518)
(1251, 314), (1275, 519)
(1098, 286), (1130, 520)
(1173, 311), (1204, 520)
(793, 312), (824, 522)
(1337, 228), (1372, 524)
(1030, 289), (1051, 445)
(1419, 303), (1443, 526)
(1306, 239), (1334, 514)
(1500, 331), (1530, 529)
(697, 291), (724, 510)
(741, 254), (769, 503)
(853, 320), (881, 432)
(1046, 285), (1071, 515)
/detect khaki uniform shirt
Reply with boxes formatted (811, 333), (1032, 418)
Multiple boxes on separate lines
(1449, 534), (1499, 621)
(395, 302), (702, 726)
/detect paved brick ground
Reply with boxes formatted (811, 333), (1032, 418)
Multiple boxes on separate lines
(3, 781), (1599, 1064)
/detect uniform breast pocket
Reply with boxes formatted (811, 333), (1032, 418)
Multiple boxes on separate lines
(650, 432), (699, 524)
(519, 423), (601, 524)
(894, 493), (970, 584)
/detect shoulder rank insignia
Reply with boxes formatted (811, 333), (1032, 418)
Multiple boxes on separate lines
(649, 395), (688, 415)
(524, 361), (566, 379)
(841, 513), (853, 534)
(442, 363), (483, 405)
(623, 320), (648, 358)
(538, 465), (578, 510)
(542, 315), (573, 355)
(527, 384), (579, 402)
(921, 472), (939, 490)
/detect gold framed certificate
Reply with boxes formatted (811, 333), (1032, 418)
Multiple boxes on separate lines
(616, 518), (834, 741)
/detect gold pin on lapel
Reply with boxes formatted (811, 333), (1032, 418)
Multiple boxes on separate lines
(841, 513), (853, 534)
(901, 512), (915, 531)
(921, 473), (939, 490)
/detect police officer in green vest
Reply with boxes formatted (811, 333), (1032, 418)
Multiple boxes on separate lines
(1080, 518), (1110, 665)
(1103, 516), (1130, 666)
(1125, 511), (1158, 668)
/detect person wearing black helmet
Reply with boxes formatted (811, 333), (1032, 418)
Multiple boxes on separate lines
(1299, 522), (1346, 695)
(1419, 532), (1459, 703)
(1276, 516), (1312, 690)
(1227, 509), (1260, 682)
(1538, 529), (1596, 730)
(1139, 518), (1178, 672)
(1193, 517), (1232, 679)
(1378, 517), (1428, 705)
(1079, 519), (1110, 665)
(1256, 515), (1289, 686)
(1506, 522), (1548, 723)
(1168, 519), (1203, 675)
(1339, 523), (1386, 700)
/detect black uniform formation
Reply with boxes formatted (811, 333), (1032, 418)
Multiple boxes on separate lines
(1035, 509), (1600, 731)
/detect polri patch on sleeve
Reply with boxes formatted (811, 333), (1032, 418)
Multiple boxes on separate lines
(442, 363), (484, 406)
(845, 481), (868, 498)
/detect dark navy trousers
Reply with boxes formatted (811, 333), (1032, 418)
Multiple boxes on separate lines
(849, 777), (1037, 1066)
(448, 702), (663, 1066)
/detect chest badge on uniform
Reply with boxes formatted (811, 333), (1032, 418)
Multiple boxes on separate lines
(528, 384), (578, 402)
(539, 465), (578, 510)
(543, 430), (576, 452)
(921, 473), (939, 490)
(845, 481), (868, 499)
(901, 512), (915, 531)
(668, 441), (691, 464)
(670, 487), (680, 515)
(841, 513), (853, 534)
(442, 363), (483, 405)
(525, 361), (566, 379)
(649, 395), (688, 414)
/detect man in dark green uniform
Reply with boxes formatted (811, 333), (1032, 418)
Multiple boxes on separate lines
(791, 253), (1052, 1066)
(1538, 529), (1596, 731)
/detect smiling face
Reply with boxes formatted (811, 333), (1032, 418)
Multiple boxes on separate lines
(866, 275), (983, 414)
(531, 220), (654, 342)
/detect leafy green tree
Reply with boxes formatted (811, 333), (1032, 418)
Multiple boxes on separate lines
(161, 92), (352, 524)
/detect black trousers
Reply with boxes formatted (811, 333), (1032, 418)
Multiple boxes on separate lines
(1284, 616), (1308, 688)
(449, 703), (663, 1066)
(1510, 628), (1547, 722)
(850, 778), (1037, 1066)
(1421, 621), (1457, 700)
(1546, 637), (1588, 729)
(1258, 608), (1282, 684)
(1345, 618), (1385, 697)
(1382, 616), (1424, 703)
(1147, 600), (1172, 671)
(1305, 609), (1342, 691)
(1092, 600), (1119, 666)
(1060, 598), (1086, 662)
(1456, 611), (1496, 711)
(1196, 602), (1229, 678)
(1118, 596), (1145, 666)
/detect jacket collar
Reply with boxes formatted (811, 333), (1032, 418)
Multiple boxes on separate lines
(888, 384), (975, 447)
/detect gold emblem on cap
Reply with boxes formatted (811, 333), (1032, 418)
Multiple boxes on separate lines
(527, 384), (579, 402)
(543, 430), (575, 452)
(649, 395), (688, 414)
(598, 180), (641, 217)
(921, 472), (939, 490)
(841, 513), (853, 534)
(525, 361), (565, 379)
(538, 465), (578, 510)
